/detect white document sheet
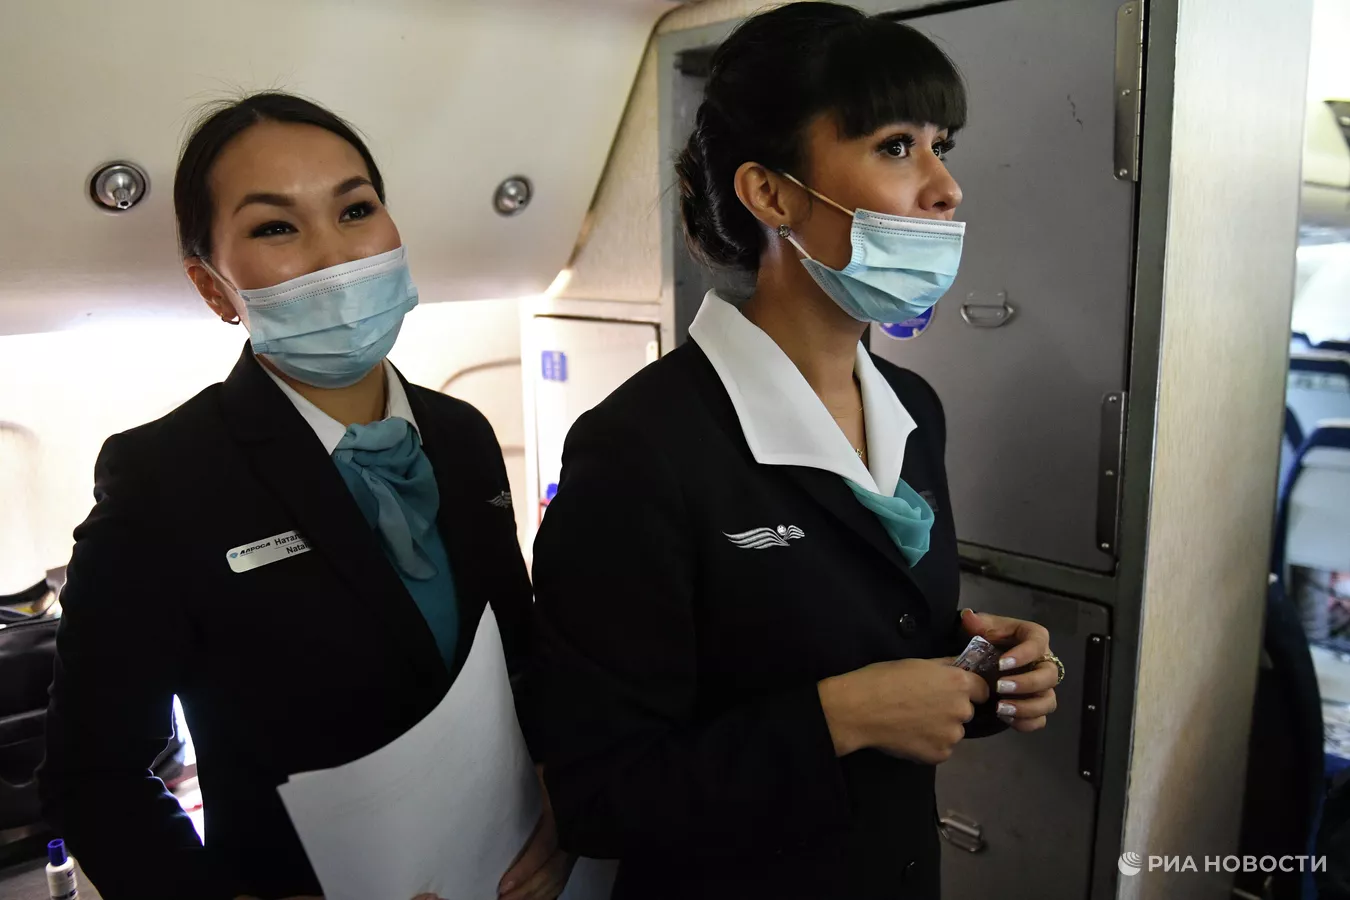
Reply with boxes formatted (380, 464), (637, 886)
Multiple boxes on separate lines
(278, 608), (617, 900)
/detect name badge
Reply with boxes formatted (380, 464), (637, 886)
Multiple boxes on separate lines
(226, 530), (312, 573)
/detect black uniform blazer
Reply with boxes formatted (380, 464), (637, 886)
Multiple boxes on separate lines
(528, 341), (1002, 900)
(39, 345), (533, 900)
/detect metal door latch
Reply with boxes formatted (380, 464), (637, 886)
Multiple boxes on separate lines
(960, 291), (1015, 328)
(938, 811), (985, 853)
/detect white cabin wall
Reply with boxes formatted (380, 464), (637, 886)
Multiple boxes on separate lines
(1119, 0), (1314, 895)
(0, 323), (244, 591)
(0, 423), (47, 595)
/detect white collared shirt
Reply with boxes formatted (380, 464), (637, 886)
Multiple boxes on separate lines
(687, 291), (917, 496)
(262, 359), (420, 455)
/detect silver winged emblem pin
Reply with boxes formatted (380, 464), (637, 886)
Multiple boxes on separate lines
(724, 524), (806, 550)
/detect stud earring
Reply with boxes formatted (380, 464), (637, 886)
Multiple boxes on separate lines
(777, 224), (792, 238)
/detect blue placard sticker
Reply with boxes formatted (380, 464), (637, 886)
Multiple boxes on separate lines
(879, 308), (934, 340)
(541, 350), (568, 382)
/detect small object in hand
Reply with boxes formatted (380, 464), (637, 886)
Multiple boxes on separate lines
(952, 635), (1001, 677)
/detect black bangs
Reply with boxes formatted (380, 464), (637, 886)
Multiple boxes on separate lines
(815, 19), (968, 139)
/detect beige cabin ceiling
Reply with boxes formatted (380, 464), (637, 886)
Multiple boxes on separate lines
(0, 0), (676, 335)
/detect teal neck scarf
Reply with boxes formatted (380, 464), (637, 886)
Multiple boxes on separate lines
(332, 418), (440, 580)
(846, 477), (935, 566)
(332, 417), (459, 669)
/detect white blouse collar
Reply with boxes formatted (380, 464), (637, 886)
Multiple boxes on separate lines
(687, 291), (916, 495)
(262, 359), (420, 456)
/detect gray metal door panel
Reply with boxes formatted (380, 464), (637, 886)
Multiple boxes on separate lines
(871, 0), (1136, 571)
(936, 574), (1110, 900)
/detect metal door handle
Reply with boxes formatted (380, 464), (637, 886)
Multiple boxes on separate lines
(938, 811), (985, 853)
(960, 300), (1015, 328)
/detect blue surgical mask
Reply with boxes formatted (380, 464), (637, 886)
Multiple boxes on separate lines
(778, 174), (965, 324)
(206, 246), (418, 389)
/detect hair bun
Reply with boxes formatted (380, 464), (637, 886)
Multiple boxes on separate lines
(676, 109), (761, 271)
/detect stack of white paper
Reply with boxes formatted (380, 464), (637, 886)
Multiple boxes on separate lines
(278, 608), (617, 900)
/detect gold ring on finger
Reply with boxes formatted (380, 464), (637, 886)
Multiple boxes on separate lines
(1041, 652), (1065, 686)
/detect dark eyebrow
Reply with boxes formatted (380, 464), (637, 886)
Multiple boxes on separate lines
(334, 176), (372, 197)
(233, 192), (294, 214)
(232, 177), (372, 215)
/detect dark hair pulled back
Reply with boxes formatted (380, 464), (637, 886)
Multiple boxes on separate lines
(676, 2), (967, 271)
(174, 91), (386, 261)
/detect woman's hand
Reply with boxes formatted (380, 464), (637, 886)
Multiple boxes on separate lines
(239, 777), (577, 900)
(818, 657), (990, 763)
(959, 608), (1059, 733)
(498, 779), (576, 900)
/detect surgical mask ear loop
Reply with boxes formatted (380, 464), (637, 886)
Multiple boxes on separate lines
(779, 172), (857, 218)
(777, 172), (857, 263)
(777, 224), (815, 261)
(198, 258), (244, 325)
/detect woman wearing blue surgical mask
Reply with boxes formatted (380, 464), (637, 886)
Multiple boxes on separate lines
(528, 5), (1062, 898)
(39, 93), (572, 900)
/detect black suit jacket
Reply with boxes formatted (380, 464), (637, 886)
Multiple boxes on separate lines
(39, 346), (532, 900)
(528, 341), (1001, 900)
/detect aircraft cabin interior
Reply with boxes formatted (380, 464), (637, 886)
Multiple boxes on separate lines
(1, 0), (1348, 899)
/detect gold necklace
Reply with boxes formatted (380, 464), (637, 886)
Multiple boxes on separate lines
(827, 384), (865, 459)
(832, 411), (865, 459)
(829, 406), (863, 419)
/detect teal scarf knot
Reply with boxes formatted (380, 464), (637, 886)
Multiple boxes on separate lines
(846, 477), (935, 566)
(332, 417), (440, 581)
